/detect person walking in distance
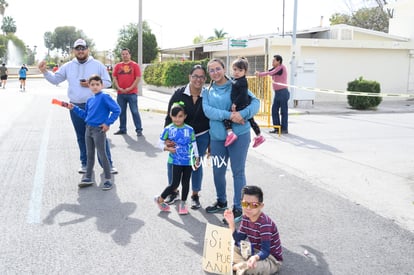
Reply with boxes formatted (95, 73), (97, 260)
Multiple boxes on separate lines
(112, 48), (143, 136)
(163, 65), (210, 210)
(18, 64), (29, 92)
(255, 54), (290, 134)
(64, 75), (120, 190)
(0, 63), (8, 89)
(38, 38), (118, 174)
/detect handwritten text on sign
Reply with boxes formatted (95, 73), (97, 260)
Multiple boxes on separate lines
(202, 223), (233, 275)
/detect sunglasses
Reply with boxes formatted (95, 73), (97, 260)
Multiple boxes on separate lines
(241, 201), (262, 209)
(75, 46), (87, 51)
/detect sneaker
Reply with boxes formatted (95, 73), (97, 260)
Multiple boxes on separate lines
(269, 129), (279, 134)
(78, 178), (94, 188)
(179, 201), (189, 215)
(164, 190), (180, 205)
(223, 208), (243, 224)
(206, 200), (227, 213)
(252, 135), (266, 148)
(102, 180), (113, 191)
(154, 196), (170, 212)
(110, 167), (118, 174)
(191, 194), (201, 209)
(78, 165), (87, 174)
(224, 132), (238, 147)
(136, 130), (143, 137)
(114, 130), (126, 135)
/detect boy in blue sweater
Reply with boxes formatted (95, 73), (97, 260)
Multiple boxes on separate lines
(65, 74), (120, 190)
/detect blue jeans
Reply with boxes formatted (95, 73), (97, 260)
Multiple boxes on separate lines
(116, 93), (142, 133)
(69, 103), (113, 167)
(167, 131), (210, 192)
(210, 132), (250, 210)
(272, 88), (290, 131)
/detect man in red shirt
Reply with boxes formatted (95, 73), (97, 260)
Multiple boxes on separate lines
(112, 48), (143, 136)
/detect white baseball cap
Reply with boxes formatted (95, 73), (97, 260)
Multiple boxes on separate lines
(73, 39), (87, 48)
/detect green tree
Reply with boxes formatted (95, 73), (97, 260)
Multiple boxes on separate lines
(43, 31), (53, 58)
(329, 13), (352, 25)
(330, 0), (394, 32)
(115, 21), (159, 64)
(352, 7), (389, 32)
(1, 16), (15, 34)
(207, 28), (228, 42)
(43, 26), (92, 56)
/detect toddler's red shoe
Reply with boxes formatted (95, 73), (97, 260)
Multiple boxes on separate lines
(253, 135), (265, 148)
(224, 132), (238, 147)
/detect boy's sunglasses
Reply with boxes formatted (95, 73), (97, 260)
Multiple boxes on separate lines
(241, 201), (262, 209)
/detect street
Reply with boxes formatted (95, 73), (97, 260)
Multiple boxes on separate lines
(0, 78), (413, 274)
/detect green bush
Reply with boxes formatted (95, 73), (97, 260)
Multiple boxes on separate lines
(347, 77), (382, 110)
(144, 59), (210, 87)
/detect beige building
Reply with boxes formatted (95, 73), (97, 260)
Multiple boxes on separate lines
(160, 0), (414, 104)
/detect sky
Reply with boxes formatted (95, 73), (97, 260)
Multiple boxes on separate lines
(5, 0), (357, 60)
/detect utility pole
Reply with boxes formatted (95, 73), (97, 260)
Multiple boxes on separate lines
(138, 0), (143, 96)
(290, 0), (298, 107)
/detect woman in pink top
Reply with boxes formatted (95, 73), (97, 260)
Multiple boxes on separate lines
(255, 55), (290, 134)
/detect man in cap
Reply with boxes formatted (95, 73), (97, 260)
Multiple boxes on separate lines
(38, 38), (118, 175)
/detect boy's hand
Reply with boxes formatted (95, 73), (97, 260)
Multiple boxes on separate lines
(165, 139), (175, 147)
(100, 124), (109, 132)
(231, 103), (236, 112)
(247, 255), (259, 269)
(223, 209), (236, 230)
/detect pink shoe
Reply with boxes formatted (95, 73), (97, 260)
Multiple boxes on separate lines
(179, 201), (189, 215)
(154, 196), (170, 212)
(224, 132), (238, 147)
(253, 135), (266, 148)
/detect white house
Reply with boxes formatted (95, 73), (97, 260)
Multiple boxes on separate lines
(159, 1), (414, 103)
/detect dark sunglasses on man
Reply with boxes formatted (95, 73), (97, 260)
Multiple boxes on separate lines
(75, 46), (87, 51)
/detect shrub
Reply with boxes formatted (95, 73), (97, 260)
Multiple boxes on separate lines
(347, 77), (382, 110)
(144, 59), (210, 87)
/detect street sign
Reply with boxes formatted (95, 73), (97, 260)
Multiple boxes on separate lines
(230, 39), (248, 48)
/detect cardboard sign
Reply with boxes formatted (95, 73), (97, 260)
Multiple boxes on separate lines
(202, 223), (233, 275)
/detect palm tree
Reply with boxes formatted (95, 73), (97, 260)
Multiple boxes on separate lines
(207, 28), (228, 41)
(1, 16), (16, 34)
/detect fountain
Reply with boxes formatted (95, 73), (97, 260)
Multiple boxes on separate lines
(5, 40), (24, 75)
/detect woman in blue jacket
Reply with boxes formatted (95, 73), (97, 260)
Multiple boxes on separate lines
(202, 58), (260, 223)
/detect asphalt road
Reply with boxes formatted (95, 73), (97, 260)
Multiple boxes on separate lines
(0, 78), (413, 274)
